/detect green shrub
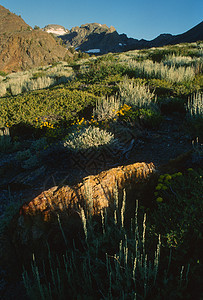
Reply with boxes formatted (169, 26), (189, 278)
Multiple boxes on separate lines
(135, 107), (163, 128)
(16, 149), (32, 162)
(0, 87), (97, 128)
(22, 154), (39, 169)
(0, 127), (20, 153)
(31, 137), (48, 151)
(0, 71), (7, 77)
(78, 59), (125, 84)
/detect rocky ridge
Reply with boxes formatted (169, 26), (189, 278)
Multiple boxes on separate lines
(44, 21), (203, 54)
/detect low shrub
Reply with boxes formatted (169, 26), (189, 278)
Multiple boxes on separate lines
(93, 96), (121, 121)
(63, 125), (119, 151)
(0, 87), (97, 128)
(118, 76), (155, 109)
(152, 169), (203, 251)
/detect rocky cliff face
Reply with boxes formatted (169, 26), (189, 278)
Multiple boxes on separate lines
(55, 23), (131, 54)
(0, 5), (71, 73)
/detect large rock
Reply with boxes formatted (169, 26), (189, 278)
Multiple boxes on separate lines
(1, 162), (155, 278)
(20, 162), (155, 220)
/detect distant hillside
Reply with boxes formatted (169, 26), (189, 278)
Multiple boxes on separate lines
(45, 21), (203, 54)
(0, 5), (71, 73)
(138, 21), (203, 49)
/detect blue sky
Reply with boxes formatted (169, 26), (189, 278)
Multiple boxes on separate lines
(1, 0), (202, 40)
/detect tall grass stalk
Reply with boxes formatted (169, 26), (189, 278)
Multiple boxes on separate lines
(93, 95), (121, 121)
(187, 92), (203, 118)
(22, 187), (190, 299)
(121, 189), (126, 228)
(80, 207), (87, 240)
(57, 214), (68, 246)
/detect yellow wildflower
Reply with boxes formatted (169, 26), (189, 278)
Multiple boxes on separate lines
(165, 175), (172, 181)
(156, 184), (163, 190)
(156, 197), (163, 203)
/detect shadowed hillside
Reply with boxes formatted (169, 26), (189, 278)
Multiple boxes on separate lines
(53, 21), (203, 54)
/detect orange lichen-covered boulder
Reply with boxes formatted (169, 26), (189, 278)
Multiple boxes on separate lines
(20, 162), (155, 221)
(0, 161), (156, 279)
(6, 162), (155, 267)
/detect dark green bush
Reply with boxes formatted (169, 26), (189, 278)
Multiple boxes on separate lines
(0, 85), (97, 129)
(151, 169), (203, 252)
(157, 97), (186, 114)
(0, 71), (7, 77)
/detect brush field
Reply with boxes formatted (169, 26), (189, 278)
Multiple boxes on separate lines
(0, 42), (202, 300)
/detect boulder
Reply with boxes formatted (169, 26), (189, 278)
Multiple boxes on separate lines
(19, 162), (155, 220)
(1, 162), (155, 278)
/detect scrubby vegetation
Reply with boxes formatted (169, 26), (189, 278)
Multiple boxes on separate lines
(0, 41), (202, 299)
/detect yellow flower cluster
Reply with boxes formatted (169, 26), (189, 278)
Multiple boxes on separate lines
(115, 104), (132, 116)
(155, 171), (183, 203)
(40, 122), (54, 129)
(34, 117), (55, 129)
(71, 116), (100, 128)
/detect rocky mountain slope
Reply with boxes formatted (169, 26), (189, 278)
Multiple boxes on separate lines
(0, 5), (71, 73)
(43, 21), (203, 54)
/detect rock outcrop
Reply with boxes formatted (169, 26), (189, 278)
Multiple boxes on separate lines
(0, 5), (71, 73)
(1, 162), (155, 275)
(59, 22), (131, 54)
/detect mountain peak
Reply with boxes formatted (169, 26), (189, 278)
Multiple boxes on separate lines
(43, 24), (69, 36)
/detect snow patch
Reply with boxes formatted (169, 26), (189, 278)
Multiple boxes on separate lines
(86, 49), (101, 53)
(46, 28), (67, 36)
